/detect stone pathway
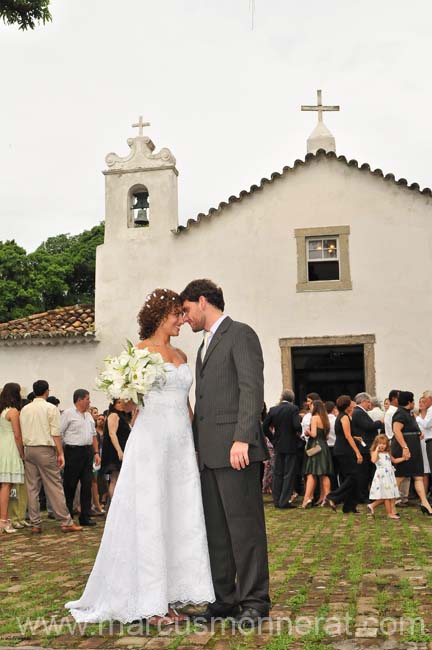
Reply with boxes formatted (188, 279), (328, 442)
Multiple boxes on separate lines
(1, 497), (432, 649)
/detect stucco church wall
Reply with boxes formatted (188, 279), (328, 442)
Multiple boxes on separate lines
(95, 156), (432, 406)
(0, 344), (98, 409)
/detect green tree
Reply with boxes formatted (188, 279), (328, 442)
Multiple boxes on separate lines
(0, 240), (41, 322)
(34, 223), (104, 306)
(0, 223), (104, 322)
(0, 0), (51, 30)
(26, 247), (71, 311)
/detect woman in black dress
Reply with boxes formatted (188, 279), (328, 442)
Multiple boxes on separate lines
(301, 400), (333, 508)
(324, 395), (363, 514)
(391, 390), (432, 516)
(101, 400), (131, 500)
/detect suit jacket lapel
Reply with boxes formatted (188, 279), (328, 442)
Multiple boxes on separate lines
(201, 317), (232, 370)
(196, 341), (204, 371)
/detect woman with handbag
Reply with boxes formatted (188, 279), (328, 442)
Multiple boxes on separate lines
(300, 401), (333, 508)
(324, 395), (363, 513)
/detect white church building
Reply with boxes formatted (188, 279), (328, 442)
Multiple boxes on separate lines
(1, 92), (432, 409)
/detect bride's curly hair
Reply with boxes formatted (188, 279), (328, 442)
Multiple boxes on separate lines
(137, 288), (183, 340)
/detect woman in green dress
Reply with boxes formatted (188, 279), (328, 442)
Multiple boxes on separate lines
(0, 383), (25, 533)
(301, 400), (334, 508)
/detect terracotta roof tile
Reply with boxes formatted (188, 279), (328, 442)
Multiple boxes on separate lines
(174, 149), (432, 234)
(0, 305), (95, 341)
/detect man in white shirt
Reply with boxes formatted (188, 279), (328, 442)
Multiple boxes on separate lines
(418, 390), (432, 480)
(301, 392), (321, 438)
(20, 380), (82, 534)
(384, 389), (400, 439)
(369, 397), (385, 422)
(61, 389), (100, 526)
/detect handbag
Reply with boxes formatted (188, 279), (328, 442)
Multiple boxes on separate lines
(306, 442), (322, 457)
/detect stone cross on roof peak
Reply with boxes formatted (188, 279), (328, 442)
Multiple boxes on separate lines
(132, 115), (151, 136)
(301, 90), (340, 155)
(301, 89), (340, 123)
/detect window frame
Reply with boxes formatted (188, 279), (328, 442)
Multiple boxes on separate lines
(306, 236), (340, 281)
(295, 225), (352, 292)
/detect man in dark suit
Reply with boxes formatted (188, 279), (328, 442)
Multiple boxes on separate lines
(263, 390), (302, 509)
(181, 279), (270, 628)
(351, 392), (383, 503)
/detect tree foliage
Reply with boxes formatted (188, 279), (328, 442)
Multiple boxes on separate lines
(0, 223), (104, 323)
(0, 0), (51, 30)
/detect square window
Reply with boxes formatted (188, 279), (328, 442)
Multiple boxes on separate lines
(306, 237), (340, 281)
(295, 226), (351, 292)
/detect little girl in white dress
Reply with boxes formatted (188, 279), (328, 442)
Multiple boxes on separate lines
(368, 434), (404, 520)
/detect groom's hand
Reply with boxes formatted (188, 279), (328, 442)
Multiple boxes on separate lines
(230, 441), (249, 470)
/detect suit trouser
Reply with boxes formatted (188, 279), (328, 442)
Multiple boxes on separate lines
(200, 462), (271, 614)
(25, 446), (72, 527)
(63, 445), (93, 522)
(272, 452), (297, 507)
(357, 453), (376, 502)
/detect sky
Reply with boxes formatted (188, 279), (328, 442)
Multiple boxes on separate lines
(1, 0), (432, 251)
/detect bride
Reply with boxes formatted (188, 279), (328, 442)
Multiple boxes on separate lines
(65, 289), (215, 624)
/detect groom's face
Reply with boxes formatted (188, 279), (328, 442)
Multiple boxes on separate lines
(182, 299), (206, 332)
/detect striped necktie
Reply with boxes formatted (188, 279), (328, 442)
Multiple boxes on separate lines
(201, 331), (211, 362)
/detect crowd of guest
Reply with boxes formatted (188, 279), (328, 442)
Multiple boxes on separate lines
(262, 388), (432, 519)
(2, 379), (432, 534)
(0, 380), (132, 534)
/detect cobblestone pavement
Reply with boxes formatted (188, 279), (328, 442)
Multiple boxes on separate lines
(1, 497), (432, 650)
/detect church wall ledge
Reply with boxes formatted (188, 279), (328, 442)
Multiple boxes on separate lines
(103, 165), (178, 176)
(0, 335), (99, 347)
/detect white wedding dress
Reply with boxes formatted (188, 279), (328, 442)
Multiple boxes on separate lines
(66, 363), (215, 622)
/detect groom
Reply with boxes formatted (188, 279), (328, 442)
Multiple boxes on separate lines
(181, 279), (270, 626)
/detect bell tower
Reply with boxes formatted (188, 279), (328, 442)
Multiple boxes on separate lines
(103, 116), (179, 241)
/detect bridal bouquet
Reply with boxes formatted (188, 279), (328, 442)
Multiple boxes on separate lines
(96, 340), (166, 404)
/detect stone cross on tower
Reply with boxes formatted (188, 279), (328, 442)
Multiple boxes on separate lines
(132, 115), (150, 136)
(301, 90), (340, 155)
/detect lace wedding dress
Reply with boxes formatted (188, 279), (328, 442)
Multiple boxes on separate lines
(66, 363), (215, 622)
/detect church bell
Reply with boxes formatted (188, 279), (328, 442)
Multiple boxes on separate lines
(131, 192), (150, 227)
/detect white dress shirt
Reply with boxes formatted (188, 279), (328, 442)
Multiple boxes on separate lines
(384, 404), (398, 439)
(327, 413), (336, 447)
(61, 408), (96, 446)
(417, 405), (432, 442)
(301, 411), (312, 438)
(368, 406), (384, 422)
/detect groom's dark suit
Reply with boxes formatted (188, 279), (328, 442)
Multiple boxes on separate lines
(193, 316), (270, 616)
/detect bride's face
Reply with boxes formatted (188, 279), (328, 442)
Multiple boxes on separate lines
(159, 309), (184, 338)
